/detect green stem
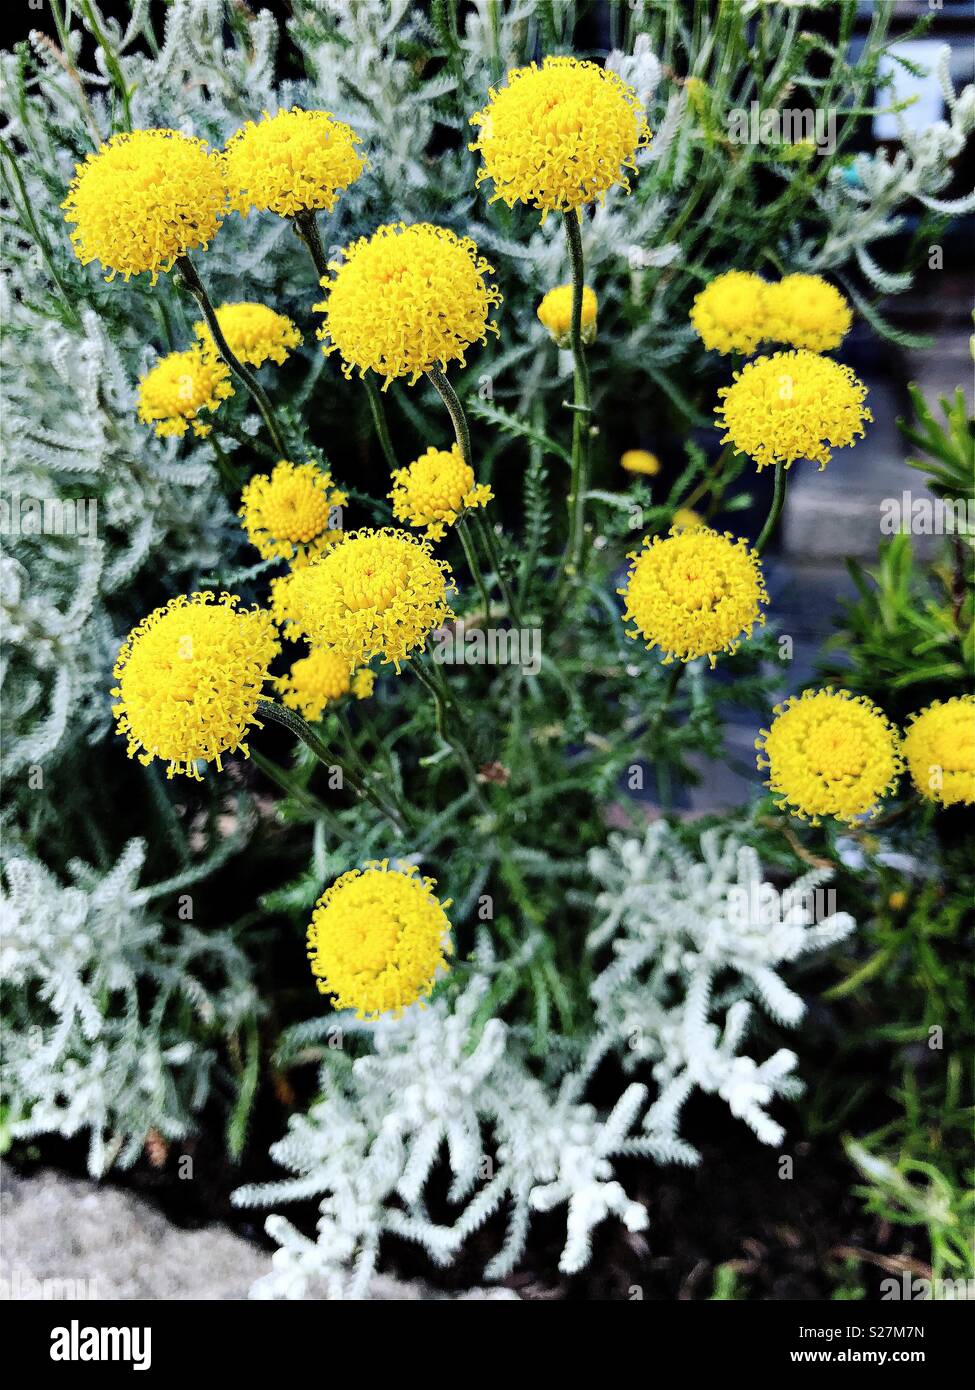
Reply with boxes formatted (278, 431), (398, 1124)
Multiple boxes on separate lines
(249, 747), (329, 818)
(426, 366), (521, 624)
(564, 209), (592, 575)
(411, 659), (488, 810)
(174, 255), (289, 459)
(755, 463), (788, 556)
(473, 510), (523, 628)
(426, 364), (472, 470)
(336, 705), (416, 827)
(0, 137), (81, 328)
(256, 698), (407, 834)
(292, 211), (399, 471)
(457, 516), (493, 620)
(363, 372), (400, 471)
(209, 433), (241, 492)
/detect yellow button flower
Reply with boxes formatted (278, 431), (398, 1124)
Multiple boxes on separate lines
(762, 274), (852, 352)
(716, 350), (871, 470)
(315, 222), (501, 387)
(690, 271), (769, 355)
(389, 444), (493, 542)
(903, 696), (975, 807)
(111, 592), (280, 780)
(620, 449), (661, 476)
(307, 861), (452, 1018)
(469, 56), (651, 217)
(137, 347), (233, 438)
(223, 107), (365, 218)
(195, 302), (301, 367)
(619, 526), (768, 666)
(275, 646), (373, 722)
(537, 284), (598, 348)
(62, 129), (226, 283)
(270, 527), (455, 671)
(672, 507), (703, 530)
(239, 460), (347, 568)
(756, 688), (903, 824)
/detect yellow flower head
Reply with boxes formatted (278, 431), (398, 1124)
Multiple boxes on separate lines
(315, 222), (501, 387)
(389, 444), (493, 542)
(903, 696), (975, 807)
(62, 129), (226, 282)
(690, 271), (769, 355)
(239, 460), (347, 568)
(223, 107), (365, 218)
(672, 507), (703, 530)
(469, 56), (651, 216)
(270, 527), (455, 671)
(307, 860), (453, 1019)
(536, 284), (598, 348)
(716, 350), (871, 470)
(620, 449), (661, 477)
(195, 302), (301, 367)
(763, 274), (852, 352)
(137, 347), (233, 438)
(275, 646), (372, 722)
(619, 526), (768, 667)
(111, 591), (279, 780)
(756, 687), (903, 824)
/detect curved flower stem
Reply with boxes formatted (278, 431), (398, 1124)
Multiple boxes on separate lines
(457, 515), (493, 619)
(426, 364), (472, 468)
(292, 211), (400, 472)
(426, 365), (521, 624)
(174, 254), (289, 459)
(472, 510), (523, 628)
(559, 207), (593, 586)
(335, 704), (416, 827)
(362, 372), (400, 471)
(256, 698), (408, 835)
(755, 462), (788, 556)
(411, 658), (489, 810)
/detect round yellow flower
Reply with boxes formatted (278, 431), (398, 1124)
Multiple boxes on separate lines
(111, 591), (279, 780)
(537, 284), (598, 348)
(469, 56), (651, 216)
(619, 526), (768, 666)
(672, 507), (703, 530)
(195, 302), (301, 367)
(62, 129), (226, 283)
(716, 350), (871, 470)
(239, 460), (347, 568)
(389, 444), (493, 542)
(902, 696), (975, 807)
(690, 271), (769, 355)
(275, 646), (373, 722)
(223, 107), (365, 218)
(762, 274), (852, 352)
(137, 347), (233, 438)
(307, 860), (452, 1018)
(620, 449), (661, 477)
(315, 222), (501, 387)
(271, 528), (455, 671)
(756, 688), (903, 825)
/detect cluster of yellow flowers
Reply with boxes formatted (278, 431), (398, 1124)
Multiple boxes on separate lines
(137, 301), (301, 438)
(389, 445), (493, 542)
(307, 861), (453, 1019)
(758, 691), (974, 824)
(619, 526), (768, 667)
(315, 222), (502, 388)
(81, 57), (969, 1027)
(239, 460), (347, 568)
(691, 270), (852, 355)
(276, 647), (374, 723)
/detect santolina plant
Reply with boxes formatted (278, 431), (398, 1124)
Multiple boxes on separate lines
(3, 0), (972, 1299)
